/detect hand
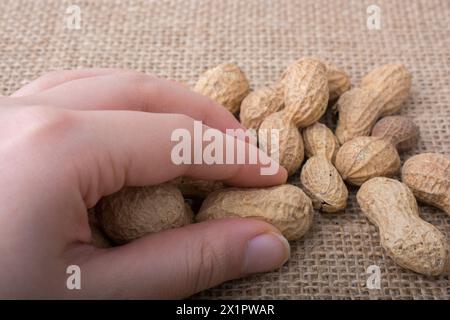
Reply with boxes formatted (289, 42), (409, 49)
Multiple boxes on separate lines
(0, 69), (289, 298)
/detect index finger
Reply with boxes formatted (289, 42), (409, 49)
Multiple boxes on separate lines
(14, 71), (247, 134)
(64, 110), (287, 207)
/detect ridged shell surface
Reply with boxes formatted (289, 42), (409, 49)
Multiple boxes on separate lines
(357, 177), (450, 276)
(196, 185), (314, 240)
(283, 58), (329, 127)
(335, 88), (384, 144)
(361, 64), (412, 115)
(97, 184), (192, 244)
(240, 87), (283, 129)
(371, 116), (419, 152)
(276, 59), (350, 105)
(171, 177), (224, 198)
(402, 153), (450, 215)
(259, 111), (304, 175)
(300, 156), (348, 212)
(326, 62), (351, 102)
(302, 122), (339, 163)
(194, 63), (250, 114)
(335, 136), (401, 185)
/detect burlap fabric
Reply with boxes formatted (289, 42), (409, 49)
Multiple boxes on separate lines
(0, 0), (449, 299)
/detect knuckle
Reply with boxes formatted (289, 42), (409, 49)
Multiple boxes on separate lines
(14, 106), (80, 144)
(129, 73), (162, 106)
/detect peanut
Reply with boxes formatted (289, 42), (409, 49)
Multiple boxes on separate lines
(326, 61), (351, 103)
(258, 111), (304, 176)
(300, 156), (348, 212)
(371, 116), (419, 152)
(88, 208), (111, 248)
(357, 177), (450, 276)
(335, 116), (418, 185)
(276, 59), (350, 105)
(283, 58), (329, 127)
(239, 86), (284, 130)
(361, 64), (412, 115)
(335, 64), (411, 144)
(402, 153), (450, 215)
(335, 136), (400, 186)
(258, 58), (329, 175)
(302, 122), (339, 163)
(196, 184), (314, 240)
(171, 176), (224, 198)
(90, 222), (112, 248)
(300, 122), (347, 212)
(193, 63), (250, 114)
(96, 184), (193, 244)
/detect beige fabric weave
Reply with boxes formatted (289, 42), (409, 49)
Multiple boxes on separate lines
(0, 0), (449, 299)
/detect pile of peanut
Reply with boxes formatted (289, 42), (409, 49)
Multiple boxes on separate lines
(90, 58), (450, 277)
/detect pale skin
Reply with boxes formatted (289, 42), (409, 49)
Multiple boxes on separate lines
(0, 69), (290, 299)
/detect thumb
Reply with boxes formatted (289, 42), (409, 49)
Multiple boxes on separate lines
(78, 218), (290, 299)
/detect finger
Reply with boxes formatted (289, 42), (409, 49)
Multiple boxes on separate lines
(16, 72), (245, 133)
(69, 110), (286, 207)
(76, 219), (290, 299)
(10, 68), (125, 97)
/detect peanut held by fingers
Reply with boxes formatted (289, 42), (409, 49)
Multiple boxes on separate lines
(96, 184), (193, 244)
(196, 184), (314, 241)
(170, 176), (224, 198)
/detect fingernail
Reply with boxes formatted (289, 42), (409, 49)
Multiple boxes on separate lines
(244, 232), (290, 274)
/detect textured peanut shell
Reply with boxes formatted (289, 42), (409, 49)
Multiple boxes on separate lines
(88, 208), (111, 248)
(276, 59), (350, 105)
(371, 116), (419, 152)
(283, 58), (329, 127)
(89, 222), (112, 248)
(196, 185), (314, 240)
(300, 156), (348, 212)
(326, 62), (351, 102)
(334, 88), (385, 144)
(239, 87), (284, 129)
(97, 184), (193, 244)
(357, 177), (450, 276)
(361, 64), (412, 116)
(302, 122), (339, 163)
(193, 63), (250, 114)
(402, 153), (450, 215)
(335, 136), (401, 186)
(171, 177), (224, 198)
(259, 111), (304, 176)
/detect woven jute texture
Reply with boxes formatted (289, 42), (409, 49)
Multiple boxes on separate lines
(1, 0), (449, 299)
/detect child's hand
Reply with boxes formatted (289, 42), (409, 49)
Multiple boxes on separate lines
(0, 69), (289, 298)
